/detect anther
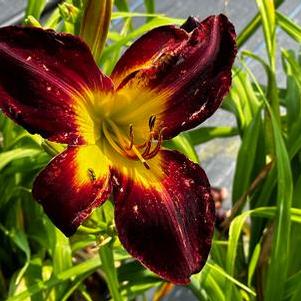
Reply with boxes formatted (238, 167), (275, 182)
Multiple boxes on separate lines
(144, 127), (166, 160)
(143, 162), (150, 169)
(127, 124), (134, 150)
(102, 118), (164, 170)
(148, 115), (156, 130)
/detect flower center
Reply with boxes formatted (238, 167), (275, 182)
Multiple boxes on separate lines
(102, 116), (165, 169)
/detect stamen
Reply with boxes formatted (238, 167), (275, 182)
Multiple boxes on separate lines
(102, 122), (130, 158)
(103, 119), (150, 168)
(102, 116), (163, 170)
(148, 115), (156, 130)
(131, 145), (150, 169)
(144, 127), (166, 160)
(142, 131), (154, 157)
(127, 124), (134, 150)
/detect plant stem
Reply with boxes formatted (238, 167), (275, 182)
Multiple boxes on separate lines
(98, 243), (123, 301)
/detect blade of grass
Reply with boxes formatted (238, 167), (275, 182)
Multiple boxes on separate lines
(111, 12), (164, 19)
(165, 134), (199, 163)
(43, 7), (61, 29)
(286, 269), (301, 301)
(0, 149), (41, 171)
(186, 126), (238, 145)
(114, 0), (130, 11)
(237, 0), (284, 48)
(24, 0), (46, 21)
(226, 206), (301, 300)
(202, 271), (225, 301)
(241, 61), (293, 301)
(208, 262), (256, 297)
(282, 51), (301, 134)
(232, 108), (262, 205)
(144, 0), (155, 21)
(52, 229), (72, 299)
(255, 0), (280, 126)
(256, 0), (276, 69)
(99, 243), (123, 301)
(248, 242), (261, 287)
(276, 11), (301, 43)
(7, 257), (101, 301)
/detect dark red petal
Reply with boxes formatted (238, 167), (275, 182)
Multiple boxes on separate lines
(113, 150), (215, 284)
(0, 26), (113, 145)
(33, 145), (111, 236)
(180, 16), (201, 32)
(110, 24), (188, 88)
(111, 15), (237, 139)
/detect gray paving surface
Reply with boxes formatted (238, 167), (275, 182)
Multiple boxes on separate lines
(0, 0), (60, 26)
(0, 1), (300, 300)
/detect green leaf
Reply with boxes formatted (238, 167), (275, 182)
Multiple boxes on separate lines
(232, 108), (262, 205)
(144, 0), (155, 21)
(288, 175), (301, 276)
(276, 12), (301, 43)
(237, 14), (261, 48)
(288, 77), (301, 128)
(247, 243), (261, 287)
(201, 268), (226, 301)
(114, 0), (129, 11)
(187, 126), (238, 145)
(144, 0), (155, 13)
(242, 50), (280, 124)
(264, 100), (293, 301)
(282, 50), (301, 133)
(7, 257), (101, 301)
(24, 16), (42, 27)
(256, 0), (276, 69)
(284, 269), (301, 299)
(228, 68), (262, 132)
(208, 262), (256, 297)
(0, 225), (31, 297)
(165, 134), (199, 163)
(111, 12), (163, 19)
(0, 148), (41, 171)
(99, 243), (123, 301)
(52, 229), (72, 298)
(241, 61), (293, 301)
(24, 257), (44, 301)
(237, 0), (284, 48)
(226, 207), (301, 300)
(43, 7), (61, 29)
(282, 49), (301, 89)
(118, 261), (161, 299)
(24, 0), (46, 21)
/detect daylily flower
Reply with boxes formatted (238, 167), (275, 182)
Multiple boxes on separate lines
(0, 14), (236, 284)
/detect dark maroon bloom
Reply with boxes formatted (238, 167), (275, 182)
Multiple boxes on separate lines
(0, 15), (236, 284)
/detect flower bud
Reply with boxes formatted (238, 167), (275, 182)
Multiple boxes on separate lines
(80, 0), (113, 64)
